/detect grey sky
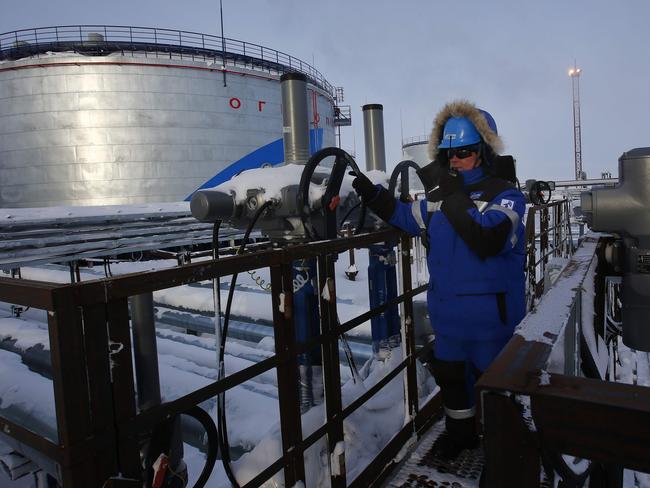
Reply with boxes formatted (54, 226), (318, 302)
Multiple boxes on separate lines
(2, 0), (648, 181)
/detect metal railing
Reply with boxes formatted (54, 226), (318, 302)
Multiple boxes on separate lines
(0, 25), (335, 97)
(478, 234), (650, 486)
(525, 199), (574, 309)
(0, 229), (437, 487)
(401, 135), (428, 147)
(0, 198), (609, 487)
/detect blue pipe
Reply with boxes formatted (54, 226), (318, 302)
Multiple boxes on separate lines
(368, 244), (401, 358)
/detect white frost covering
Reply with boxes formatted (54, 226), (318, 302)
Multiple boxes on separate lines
(207, 164), (324, 206)
(0, 202), (190, 225)
(538, 370), (551, 386)
(515, 238), (598, 344)
(580, 252), (609, 379)
(206, 164), (388, 207)
(330, 441), (345, 477)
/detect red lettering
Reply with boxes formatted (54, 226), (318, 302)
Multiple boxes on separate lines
(229, 98), (241, 109)
(258, 100), (266, 112)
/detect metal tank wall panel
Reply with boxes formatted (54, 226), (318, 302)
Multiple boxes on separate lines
(0, 54), (335, 207)
(402, 140), (430, 167)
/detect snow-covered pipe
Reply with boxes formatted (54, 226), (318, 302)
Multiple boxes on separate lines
(156, 310), (373, 364)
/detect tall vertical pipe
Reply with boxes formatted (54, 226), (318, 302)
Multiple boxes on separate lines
(362, 104), (387, 172)
(131, 292), (186, 482)
(131, 292), (162, 410)
(280, 73), (310, 165)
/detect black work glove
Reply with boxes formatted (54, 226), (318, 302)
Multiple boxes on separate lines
(439, 168), (473, 222)
(438, 168), (464, 199)
(349, 171), (396, 222)
(351, 171), (378, 203)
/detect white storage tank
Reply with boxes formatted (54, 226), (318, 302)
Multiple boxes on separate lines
(0, 26), (337, 207)
(402, 135), (430, 167)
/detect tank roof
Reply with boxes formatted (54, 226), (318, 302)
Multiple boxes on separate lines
(0, 25), (334, 96)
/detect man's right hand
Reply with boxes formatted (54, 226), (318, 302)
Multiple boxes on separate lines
(349, 171), (396, 222)
(350, 171), (378, 203)
(438, 168), (464, 199)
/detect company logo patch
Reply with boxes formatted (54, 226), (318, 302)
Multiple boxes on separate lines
(500, 199), (515, 209)
(470, 191), (483, 200)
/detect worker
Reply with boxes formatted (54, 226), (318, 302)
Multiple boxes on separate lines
(351, 100), (526, 459)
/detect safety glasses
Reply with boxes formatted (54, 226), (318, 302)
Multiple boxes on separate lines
(447, 144), (480, 160)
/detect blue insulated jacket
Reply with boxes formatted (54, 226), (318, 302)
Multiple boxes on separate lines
(388, 172), (526, 341)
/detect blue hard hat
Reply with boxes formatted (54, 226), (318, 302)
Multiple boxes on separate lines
(438, 117), (481, 149)
(478, 109), (498, 135)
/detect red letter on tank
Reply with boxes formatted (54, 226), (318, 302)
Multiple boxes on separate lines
(229, 98), (241, 109)
(258, 100), (266, 112)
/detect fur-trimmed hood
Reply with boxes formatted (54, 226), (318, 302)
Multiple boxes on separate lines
(428, 100), (503, 160)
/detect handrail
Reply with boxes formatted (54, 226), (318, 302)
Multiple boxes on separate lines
(478, 234), (650, 486)
(0, 25), (335, 97)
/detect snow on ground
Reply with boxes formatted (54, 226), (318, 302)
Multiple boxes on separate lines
(213, 349), (436, 488)
(0, 350), (56, 442)
(0, 318), (49, 351)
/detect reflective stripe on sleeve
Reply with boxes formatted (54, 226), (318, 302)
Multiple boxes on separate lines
(472, 200), (490, 212)
(426, 201), (443, 213)
(412, 200), (427, 230)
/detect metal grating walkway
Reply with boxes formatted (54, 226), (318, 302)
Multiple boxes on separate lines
(386, 421), (483, 488)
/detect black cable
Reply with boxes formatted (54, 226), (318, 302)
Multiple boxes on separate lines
(336, 319), (361, 383)
(216, 200), (274, 488)
(103, 257), (113, 278)
(338, 201), (361, 231)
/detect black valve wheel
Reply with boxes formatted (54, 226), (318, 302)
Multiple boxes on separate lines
(298, 147), (361, 240)
(530, 180), (552, 205)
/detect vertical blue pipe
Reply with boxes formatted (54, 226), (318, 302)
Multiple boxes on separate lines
(293, 258), (321, 365)
(293, 258), (322, 410)
(368, 244), (401, 358)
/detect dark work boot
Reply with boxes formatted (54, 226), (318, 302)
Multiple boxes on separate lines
(432, 428), (479, 461)
(432, 416), (479, 461)
(432, 431), (466, 461)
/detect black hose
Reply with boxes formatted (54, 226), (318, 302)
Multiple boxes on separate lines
(184, 406), (219, 488)
(338, 201), (361, 231)
(216, 200), (275, 488)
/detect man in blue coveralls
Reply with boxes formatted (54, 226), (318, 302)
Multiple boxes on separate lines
(351, 100), (526, 459)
